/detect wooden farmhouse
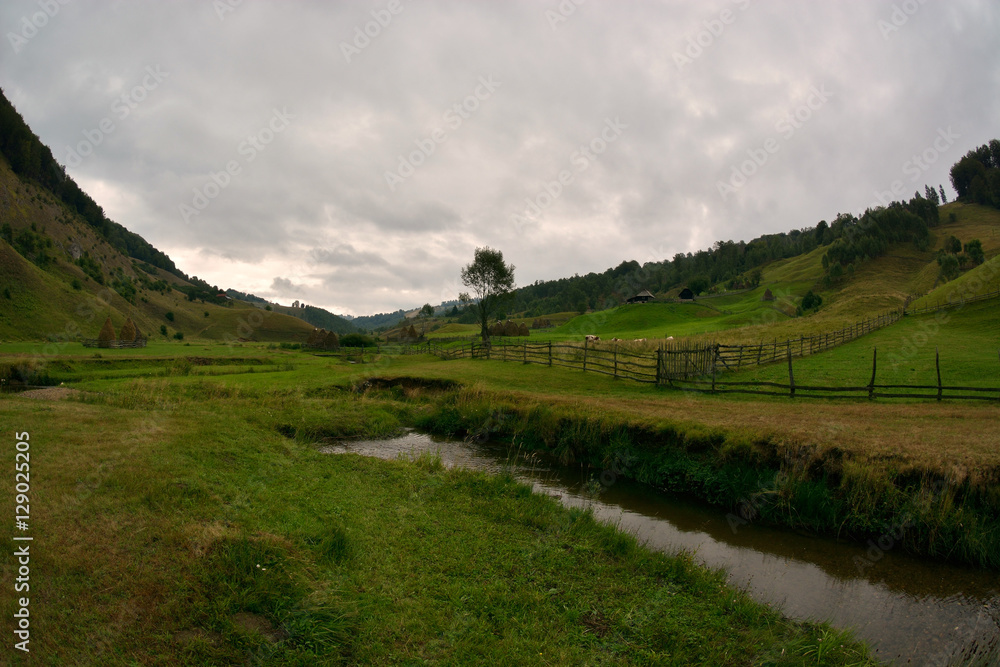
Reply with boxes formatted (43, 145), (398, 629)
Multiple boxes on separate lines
(627, 290), (655, 304)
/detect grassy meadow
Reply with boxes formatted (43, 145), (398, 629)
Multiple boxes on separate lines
(717, 297), (1000, 388)
(3, 195), (999, 663)
(0, 345), (882, 665)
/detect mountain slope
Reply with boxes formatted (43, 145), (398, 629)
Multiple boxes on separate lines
(514, 203), (1000, 345)
(0, 105), (315, 343)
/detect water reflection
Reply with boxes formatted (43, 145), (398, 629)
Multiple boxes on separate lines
(320, 431), (999, 665)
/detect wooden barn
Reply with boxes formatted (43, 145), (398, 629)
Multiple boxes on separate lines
(678, 287), (695, 301)
(627, 290), (655, 304)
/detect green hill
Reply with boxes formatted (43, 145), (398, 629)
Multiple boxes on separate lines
(0, 121), (315, 343)
(271, 304), (358, 335)
(512, 203), (1000, 345)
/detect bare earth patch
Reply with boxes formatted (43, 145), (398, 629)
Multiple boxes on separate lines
(232, 612), (286, 643)
(17, 386), (82, 400)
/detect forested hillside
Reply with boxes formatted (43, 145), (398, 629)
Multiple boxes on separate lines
(0, 87), (181, 277)
(509, 193), (940, 317)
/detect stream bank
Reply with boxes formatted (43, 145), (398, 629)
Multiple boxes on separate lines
(396, 382), (1000, 570)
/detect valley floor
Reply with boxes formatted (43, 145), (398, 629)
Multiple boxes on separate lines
(0, 343), (899, 665)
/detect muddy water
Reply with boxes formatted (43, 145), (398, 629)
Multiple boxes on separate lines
(321, 431), (999, 665)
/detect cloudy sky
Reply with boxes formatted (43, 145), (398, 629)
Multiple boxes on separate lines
(2, 1), (997, 316)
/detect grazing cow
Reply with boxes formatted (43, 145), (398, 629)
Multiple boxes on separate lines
(633, 338), (647, 343)
(610, 337), (622, 342)
(585, 335), (600, 342)
(666, 336), (674, 340)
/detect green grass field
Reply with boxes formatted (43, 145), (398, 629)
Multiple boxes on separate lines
(0, 348), (878, 665)
(719, 298), (1000, 388)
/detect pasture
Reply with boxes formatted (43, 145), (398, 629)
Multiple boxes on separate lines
(0, 343), (879, 665)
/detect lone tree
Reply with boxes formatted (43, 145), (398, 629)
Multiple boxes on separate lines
(460, 246), (515, 344)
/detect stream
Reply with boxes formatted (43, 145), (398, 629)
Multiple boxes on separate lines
(320, 430), (999, 665)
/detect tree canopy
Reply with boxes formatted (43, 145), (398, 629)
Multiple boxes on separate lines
(460, 247), (515, 343)
(950, 139), (1000, 209)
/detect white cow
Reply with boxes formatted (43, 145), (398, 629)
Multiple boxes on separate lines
(585, 335), (600, 342)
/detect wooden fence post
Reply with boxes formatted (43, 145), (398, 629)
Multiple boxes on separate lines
(548, 341), (552, 366)
(868, 347), (877, 400)
(656, 345), (662, 386)
(613, 343), (619, 379)
(787, 348), (795, 398)
(583, 337), (588, 373)
(936, 347), (942, 401)
(711, 346), (717, 393)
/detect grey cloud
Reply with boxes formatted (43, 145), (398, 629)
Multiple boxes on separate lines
(1, 0), (996, 315)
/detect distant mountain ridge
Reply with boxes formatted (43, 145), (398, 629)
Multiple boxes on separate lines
(224, 290), (358, 334)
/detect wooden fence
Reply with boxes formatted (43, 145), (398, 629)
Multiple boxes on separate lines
(433, 339), (659, 383)
(661, 309), (904, 379)
(81, 338), (147, 349)
(665, 348), (1000, 401)
(431, 340), (999, 401)
(904, 287), (1000, 316)
(411, 287), (1000, 401)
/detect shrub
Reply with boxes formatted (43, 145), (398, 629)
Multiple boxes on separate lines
(340, 333), (374, 348)
(165, 311), (175, 322)
(173, 331), (184, 340)
(160, 325), (168, 336)
(797, 291), (823, 316)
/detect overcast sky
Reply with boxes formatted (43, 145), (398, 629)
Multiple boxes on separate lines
(2, 1), (997, 316)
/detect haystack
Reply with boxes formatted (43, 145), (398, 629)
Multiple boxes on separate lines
(119, 317), (137, 342)
(98, 317), (116, 347)
(307, 328), (326, 347)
